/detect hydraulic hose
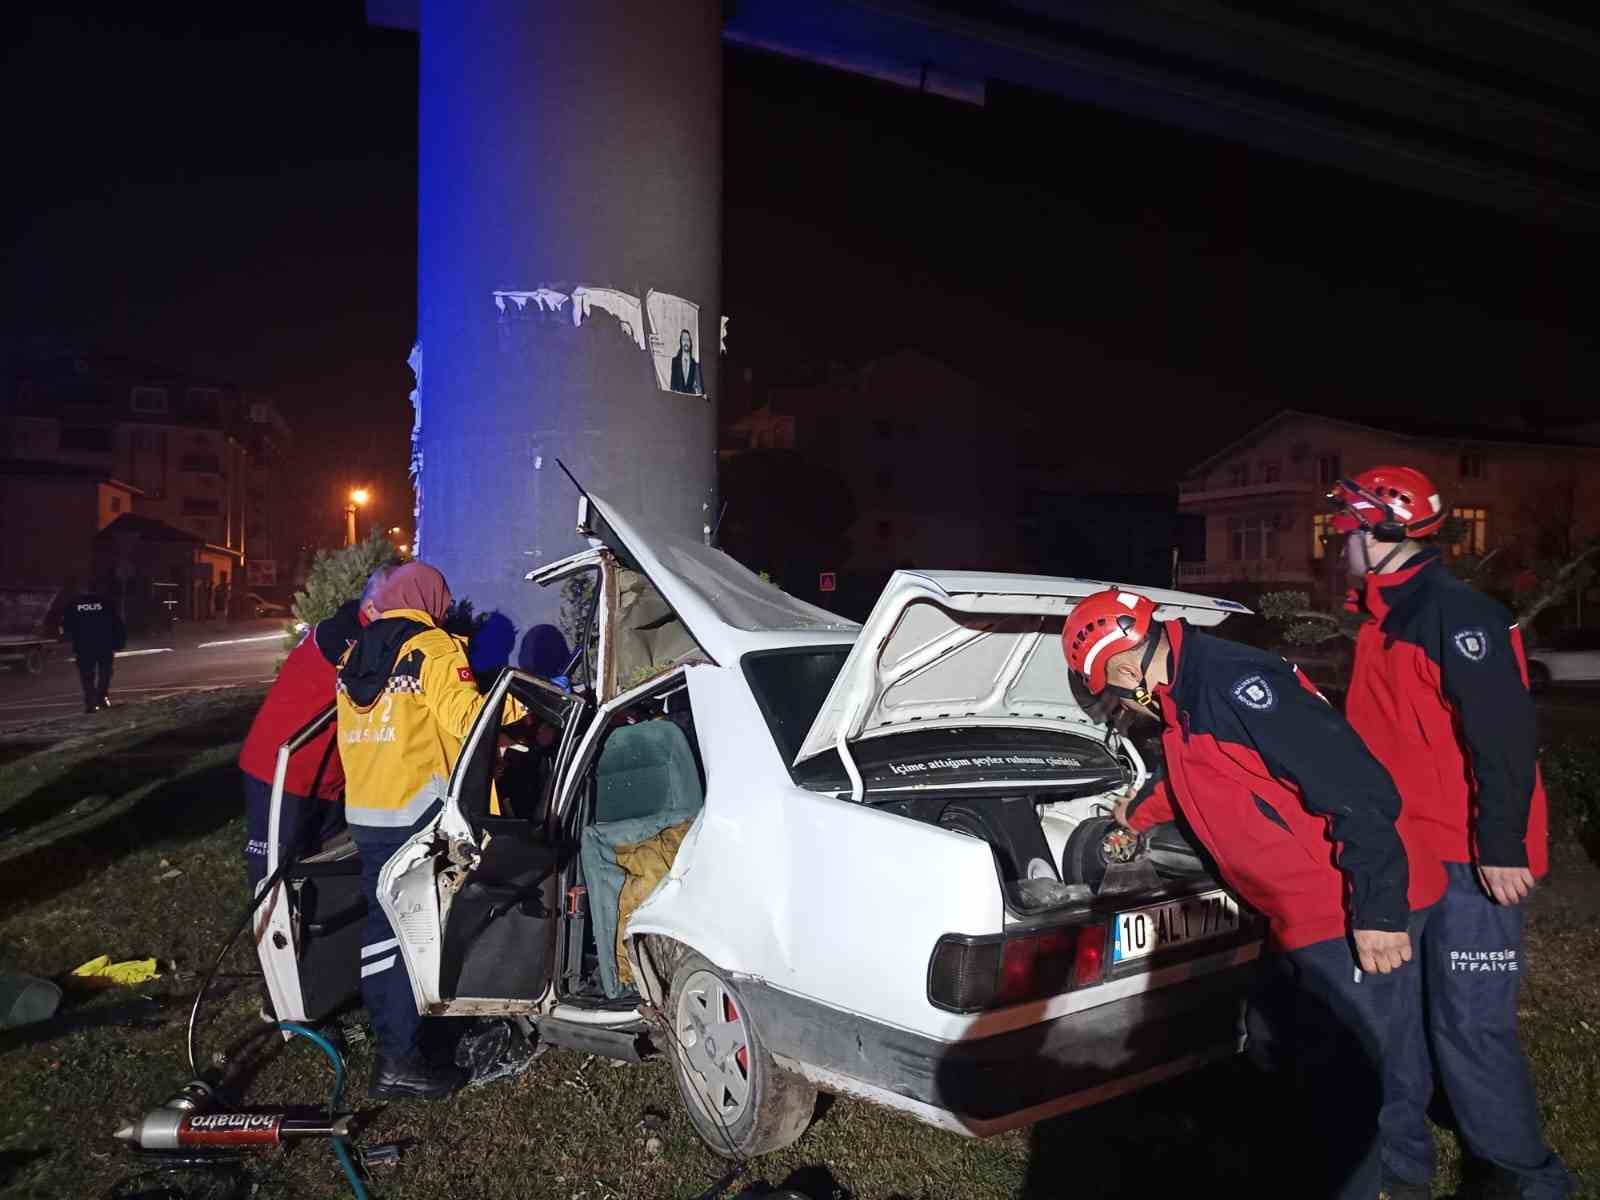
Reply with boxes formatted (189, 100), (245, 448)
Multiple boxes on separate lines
(276, 1022), (370, 1200)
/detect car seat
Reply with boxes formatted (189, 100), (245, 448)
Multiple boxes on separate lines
(578, 719), (705, 997)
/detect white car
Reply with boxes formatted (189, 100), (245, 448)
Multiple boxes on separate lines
(257, 493), (1261, 1157)
(1526, 628), (1600, 688)
(246, 593), (291, 619)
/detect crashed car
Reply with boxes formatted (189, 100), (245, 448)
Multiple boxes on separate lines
(256, 493), (1262, 1157)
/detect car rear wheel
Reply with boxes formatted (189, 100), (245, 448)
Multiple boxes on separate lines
(1527, 660), (1552, 692)
(667, 952), (815, 1159)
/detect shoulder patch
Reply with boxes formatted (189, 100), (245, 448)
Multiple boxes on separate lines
(1231, 673), (1277, 712)
(458, 666), (474, 682)
(1452, 627), (1490, 662)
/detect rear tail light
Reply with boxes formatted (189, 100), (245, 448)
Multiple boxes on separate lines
(929, 922), (1110, 1013)
(1071, 922), (1108, 989)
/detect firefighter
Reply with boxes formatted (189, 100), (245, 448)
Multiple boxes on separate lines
(1330, 467), (1571, 1200)
(237, 599), (360, 894)
(61, 579), (126, 712)
(336, 561), (524, 1101)
(1063, 589), (1444, 1200)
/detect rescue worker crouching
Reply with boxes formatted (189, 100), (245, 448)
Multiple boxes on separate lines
(337, 561), (525, 1101)
(1063, 589), (1444, 1200)
(1331, 467), (1571, 1200)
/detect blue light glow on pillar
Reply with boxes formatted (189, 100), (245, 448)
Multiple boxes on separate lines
(416, 0), (722, 639)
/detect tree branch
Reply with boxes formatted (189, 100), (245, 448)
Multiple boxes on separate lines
(1515, 544), (1600, 628)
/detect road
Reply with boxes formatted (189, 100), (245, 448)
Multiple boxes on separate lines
(0, 620), (288, 732)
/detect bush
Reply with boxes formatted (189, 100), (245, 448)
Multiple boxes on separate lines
(289, 535), (407, 640)
(1542, 739), (1600, 851)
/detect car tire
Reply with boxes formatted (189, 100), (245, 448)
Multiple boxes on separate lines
(666, 952), (815, 1159)
(1060, 816), (1116, 891)
(1527, 660), (1551, 693)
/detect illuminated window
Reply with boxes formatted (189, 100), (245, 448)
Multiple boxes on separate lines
(1451, 507), (1487, 556)
(1312, 513), (1330, 560)
(1228, 513), (1280, 561)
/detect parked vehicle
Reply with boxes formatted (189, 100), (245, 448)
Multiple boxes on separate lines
(245, 592), (290, 619)
(257, 493), (1261, 1157)
(1526, 628), (1600, 688)
(0, 587), (62, 675)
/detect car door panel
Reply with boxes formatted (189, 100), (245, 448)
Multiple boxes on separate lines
(378, 670), (590, 1011)
(439, 819), (562, 1001)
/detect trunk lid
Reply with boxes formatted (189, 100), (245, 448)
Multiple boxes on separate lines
(793, 570), (1247, 766)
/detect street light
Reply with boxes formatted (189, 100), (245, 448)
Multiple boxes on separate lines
(345, 488), (371, 547)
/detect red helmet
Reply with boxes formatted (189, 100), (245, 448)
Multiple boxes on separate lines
(1328, 466), (1445, 541)
(1063, 589), (1158, 694)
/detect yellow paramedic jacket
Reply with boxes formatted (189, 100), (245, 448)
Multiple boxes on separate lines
(336, 607), (525, 829)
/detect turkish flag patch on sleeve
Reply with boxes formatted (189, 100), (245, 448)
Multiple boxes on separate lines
(458, 667), (474, 682)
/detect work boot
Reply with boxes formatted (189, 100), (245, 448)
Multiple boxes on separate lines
(369, 1052), (468, 1102)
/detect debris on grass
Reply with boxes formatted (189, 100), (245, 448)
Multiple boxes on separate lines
(67, 955), (161, 988)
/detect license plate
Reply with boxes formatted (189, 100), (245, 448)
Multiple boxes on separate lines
(1112, 890), (1241, 964)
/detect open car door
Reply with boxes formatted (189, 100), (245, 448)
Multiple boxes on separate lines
(377, 670), (589, 1016)
(255, 705), (363, 1024)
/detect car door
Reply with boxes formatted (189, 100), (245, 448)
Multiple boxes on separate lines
(377, 669), (589, 1016)
(256, 704), (349, 1023)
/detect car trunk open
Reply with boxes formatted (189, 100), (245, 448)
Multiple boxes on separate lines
(781, 571), (1247, 922)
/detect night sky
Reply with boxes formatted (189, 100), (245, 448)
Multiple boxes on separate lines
(5, 2), (1598, 540)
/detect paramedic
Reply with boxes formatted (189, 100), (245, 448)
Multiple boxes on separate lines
(337, 561), (525, 1101)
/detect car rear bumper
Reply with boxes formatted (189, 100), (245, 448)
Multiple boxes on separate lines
(748, 953), (1255, 1135)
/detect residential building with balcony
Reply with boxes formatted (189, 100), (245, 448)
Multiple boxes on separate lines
(1177, 410), (1600, 605)
(0, 352), (294, 618)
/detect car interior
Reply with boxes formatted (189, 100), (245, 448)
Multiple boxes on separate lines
(441, 670), (706, 1007)
(566, 678), (705, 1004)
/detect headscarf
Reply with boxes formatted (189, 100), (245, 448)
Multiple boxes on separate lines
(374, 561), (453, 624)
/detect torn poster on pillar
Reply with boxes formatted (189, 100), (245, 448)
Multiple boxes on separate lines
(647, 290), (706, 399)
(408, 341), (424, 561)
(493, 288), (569, 315)
(571, 287), (646, 350)
(491, 285), (706, 399)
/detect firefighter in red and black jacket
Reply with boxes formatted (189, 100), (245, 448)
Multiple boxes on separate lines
(1331, 467), (1571, 1200)
(1063, 589), (1444, 1200)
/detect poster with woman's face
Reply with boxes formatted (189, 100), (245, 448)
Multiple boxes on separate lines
(647, 290), (706, 398)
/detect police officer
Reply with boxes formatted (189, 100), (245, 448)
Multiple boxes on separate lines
(1063, 589), (1443, 1200)
(61, 580), (126, 713)
(1331, 467), (1571, 1199)
(336, 561), (524, 1101)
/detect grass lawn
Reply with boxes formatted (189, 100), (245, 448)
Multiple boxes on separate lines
(0, 690), (1594, 1198)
